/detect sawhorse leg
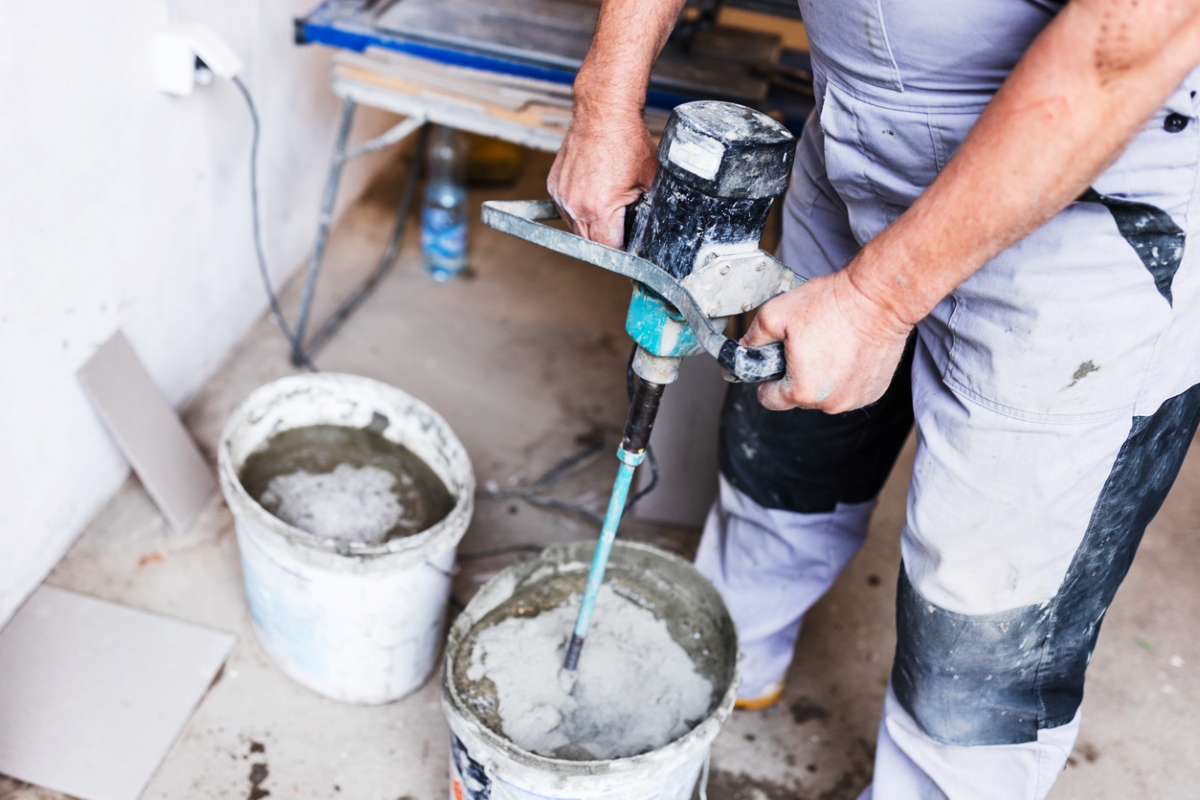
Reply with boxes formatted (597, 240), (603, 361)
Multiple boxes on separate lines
(291, 97), (428, 366)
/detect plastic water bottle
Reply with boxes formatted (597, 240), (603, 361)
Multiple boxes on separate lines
(421, 126), (468, 280)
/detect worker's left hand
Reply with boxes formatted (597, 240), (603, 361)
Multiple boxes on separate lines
(742, 270), (913, 413)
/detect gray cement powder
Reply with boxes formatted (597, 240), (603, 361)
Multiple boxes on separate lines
(466, 584), (713, 760)
(241, 425), (456, 544)
(261, 464), (404, 544)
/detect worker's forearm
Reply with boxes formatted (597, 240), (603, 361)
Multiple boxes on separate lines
(849, 0), (1200, 328)
(573, 0), (687, 120)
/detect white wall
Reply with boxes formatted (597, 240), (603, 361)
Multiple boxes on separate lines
(0, 0), (398, 626)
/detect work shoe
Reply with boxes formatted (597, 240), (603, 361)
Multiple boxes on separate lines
(734, 678), (785, 711)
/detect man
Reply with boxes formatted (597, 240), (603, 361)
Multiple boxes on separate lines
(549, 0), (1200, 797)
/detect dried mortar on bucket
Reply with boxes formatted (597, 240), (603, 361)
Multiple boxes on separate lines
(238, 423), (456, 545)
(453, 567), (730, 761)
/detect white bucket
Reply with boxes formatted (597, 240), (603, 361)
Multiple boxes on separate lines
(218, 373), (474, 704)
(442, 541), (740, 800)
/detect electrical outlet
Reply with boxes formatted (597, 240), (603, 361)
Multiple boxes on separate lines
(151, 24), (243, 96)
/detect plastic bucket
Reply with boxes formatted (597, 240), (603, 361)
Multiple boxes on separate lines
(218, 373), (474, 704)
(442, 540), (740, 800)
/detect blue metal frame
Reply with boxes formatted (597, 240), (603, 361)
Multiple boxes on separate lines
(296, 0), (699, 111)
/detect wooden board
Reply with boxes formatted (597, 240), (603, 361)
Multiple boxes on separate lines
(331, 50), (670, 151)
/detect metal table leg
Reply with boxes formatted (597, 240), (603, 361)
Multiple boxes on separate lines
(292, 97), (357, 366)
(289, 99), (429, 366)
(304, 123), (429, 358)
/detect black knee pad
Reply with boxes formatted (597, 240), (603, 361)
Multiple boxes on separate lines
(718, 336), (915, 513)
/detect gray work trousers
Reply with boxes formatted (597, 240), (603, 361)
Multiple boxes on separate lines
(697, 54), (1200, 799)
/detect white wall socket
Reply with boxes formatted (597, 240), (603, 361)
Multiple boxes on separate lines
(151, 24), (244, 96)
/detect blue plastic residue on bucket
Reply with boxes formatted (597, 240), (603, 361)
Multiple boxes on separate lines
(239, 542), (328, 680)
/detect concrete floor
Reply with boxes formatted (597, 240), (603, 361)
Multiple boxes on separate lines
(3, 149), (1198, 800)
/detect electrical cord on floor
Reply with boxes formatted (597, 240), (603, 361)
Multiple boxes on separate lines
(457, 544), (547, 562)
(232, 75), (317, 371)
(475, 345), (662, 524)
(475, 442), (608, 525)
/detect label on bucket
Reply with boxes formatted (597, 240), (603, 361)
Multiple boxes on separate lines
(448, 734), (708, 800)
(450, 736), (491, 800)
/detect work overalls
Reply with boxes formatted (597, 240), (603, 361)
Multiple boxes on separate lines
(694, 1), (1200, 796)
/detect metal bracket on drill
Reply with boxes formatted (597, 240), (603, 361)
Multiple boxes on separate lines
(682, 251), (803, 318)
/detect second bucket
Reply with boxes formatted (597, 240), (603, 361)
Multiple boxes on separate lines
(442, 540), (740, 800)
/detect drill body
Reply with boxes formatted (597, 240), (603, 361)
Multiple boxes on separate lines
(623, 102), (797, 385)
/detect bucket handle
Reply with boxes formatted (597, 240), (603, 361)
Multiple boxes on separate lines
(698, 748), (711, 800)
(425, 559), (458, 579)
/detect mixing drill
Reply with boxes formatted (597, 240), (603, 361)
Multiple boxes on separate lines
(481, 101), (799, 670)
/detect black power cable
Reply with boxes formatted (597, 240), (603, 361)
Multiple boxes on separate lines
(475, 344), (662, 523)
(232, 75), (317, 371)
(475, 442), (607, 524)
(457, 544), (546, 562)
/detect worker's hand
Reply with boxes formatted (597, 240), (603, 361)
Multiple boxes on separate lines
(743, 270), (913, 413)
(548, 108), (657, 248)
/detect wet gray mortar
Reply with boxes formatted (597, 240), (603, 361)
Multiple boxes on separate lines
(445, 541), (739, 769)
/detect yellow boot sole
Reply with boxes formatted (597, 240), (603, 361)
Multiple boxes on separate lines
(734, 680), (785, 711)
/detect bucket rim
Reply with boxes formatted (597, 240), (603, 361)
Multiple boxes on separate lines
(217, 372), (474, 558)
(442, 539), (740, 777)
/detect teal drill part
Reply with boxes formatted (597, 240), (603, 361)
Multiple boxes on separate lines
(625, 283), (706, 358)
(564, 445), (646, 670)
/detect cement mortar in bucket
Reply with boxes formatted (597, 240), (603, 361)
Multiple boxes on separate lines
(443, 540), (740, 800)
(218, 373), (474, 704)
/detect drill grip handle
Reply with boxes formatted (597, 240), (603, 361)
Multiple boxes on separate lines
(717, 339), (786, 383)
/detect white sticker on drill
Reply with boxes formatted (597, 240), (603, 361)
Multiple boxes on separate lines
(667, 132), (724, 181)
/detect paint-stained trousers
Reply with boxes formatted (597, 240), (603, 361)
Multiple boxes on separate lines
(695, 71), (1200, 799)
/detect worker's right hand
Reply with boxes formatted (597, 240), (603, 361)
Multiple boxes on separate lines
(742, 269), (913, 414)
(548, 107), (658, 249)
